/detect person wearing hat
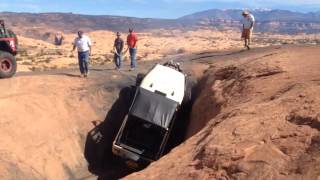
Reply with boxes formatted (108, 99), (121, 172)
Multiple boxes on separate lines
(72, 30), (92, 78)
(241, 10), (255, 50)
(113, 32), (124, 70)
(126, 28), (138, 71)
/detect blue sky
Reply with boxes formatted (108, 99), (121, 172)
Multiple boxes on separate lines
(0, 0), (320, 18)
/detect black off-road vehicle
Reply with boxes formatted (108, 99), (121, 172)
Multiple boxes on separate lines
(0, 28), (18, 78)
(112, 63), (190, 168)
(84, 62), (193, 175)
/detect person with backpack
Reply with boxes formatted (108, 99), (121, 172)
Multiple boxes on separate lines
(126, 28), (138, 71)
(113, 32), (124, 70)
(72, 31), (92, 78)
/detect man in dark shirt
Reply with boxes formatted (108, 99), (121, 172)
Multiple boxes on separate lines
(113, 32), (124, 70)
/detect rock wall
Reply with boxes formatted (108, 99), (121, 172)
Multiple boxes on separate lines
(125, 46), (320, 180)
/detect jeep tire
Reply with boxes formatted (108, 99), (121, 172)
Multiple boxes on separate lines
(0, 51), (17, 78)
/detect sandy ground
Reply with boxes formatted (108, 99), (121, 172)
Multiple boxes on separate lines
(0, 75), (99, 179)
(1, 44), (320, 180)
(16, 29), (320, 72)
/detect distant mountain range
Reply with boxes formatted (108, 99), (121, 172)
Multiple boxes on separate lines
(0, 9), (320, 40)
(180, 9), (320, 33)
(181, 9), (320, 22)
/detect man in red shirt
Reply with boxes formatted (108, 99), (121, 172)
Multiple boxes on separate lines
(126, 28), (138, 71)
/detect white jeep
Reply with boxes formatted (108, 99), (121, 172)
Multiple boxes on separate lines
(112, 62), (190, 168)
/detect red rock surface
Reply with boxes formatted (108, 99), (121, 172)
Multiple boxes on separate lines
(125, 46), (320, 180)
(1, 45), (319, 180)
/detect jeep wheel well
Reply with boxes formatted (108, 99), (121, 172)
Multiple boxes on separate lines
(0, 41), (13, 54)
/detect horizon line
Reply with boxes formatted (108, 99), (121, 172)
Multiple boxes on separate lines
(0, 8), (319, 20)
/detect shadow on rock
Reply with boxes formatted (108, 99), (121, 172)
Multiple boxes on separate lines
(165, 76), (198, 151)
(84, 86), (136, 180)
(84, 76), (198, 179)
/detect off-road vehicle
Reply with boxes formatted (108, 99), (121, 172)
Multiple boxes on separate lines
(112, 62), (190, 168)
(0, 29), (18, 78)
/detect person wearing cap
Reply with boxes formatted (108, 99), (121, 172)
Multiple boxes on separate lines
(113, 32), (124, 70)
(72, 31), (92, 78)
(126, 28), (138, 71)
(241, 11), (255, 50)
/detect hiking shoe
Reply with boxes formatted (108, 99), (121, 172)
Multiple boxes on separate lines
(84, 73), (88, 78)
(80, 74), (84, 78)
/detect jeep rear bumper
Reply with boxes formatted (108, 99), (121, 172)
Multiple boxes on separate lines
(112, 143), (151, 168)
(112, 143), (140, 161)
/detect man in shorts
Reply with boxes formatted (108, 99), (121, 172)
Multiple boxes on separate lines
(241, 11), (255, 50)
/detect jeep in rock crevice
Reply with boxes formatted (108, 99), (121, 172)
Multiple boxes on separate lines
(112, 63), (190, 168)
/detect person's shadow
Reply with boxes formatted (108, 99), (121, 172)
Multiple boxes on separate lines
(84, 86), (136, 180)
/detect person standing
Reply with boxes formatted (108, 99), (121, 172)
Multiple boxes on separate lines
(241, 11), (255, 50)
(72, 31), (92, 78)
(126, 28), (138, 71)
(54, 32), (64, 46)
(0, 20), (8, 37)
(113, 32), (124, 70)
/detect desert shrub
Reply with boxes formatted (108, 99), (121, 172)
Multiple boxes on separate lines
(21, 61), (33, 65)
(44, 58), (52, 64)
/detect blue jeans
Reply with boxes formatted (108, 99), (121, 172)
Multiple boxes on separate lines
(78, 51), (89, 74)
(129, 48), (137, 68)
(114, 53), (122, 69)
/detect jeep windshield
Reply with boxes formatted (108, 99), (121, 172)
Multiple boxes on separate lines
(118, 115), (167, 160)
(115, 87), (179, 160)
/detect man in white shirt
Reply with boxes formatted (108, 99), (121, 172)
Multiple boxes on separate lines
(72, 31), (92, 77)
(241, 11), (255, 50)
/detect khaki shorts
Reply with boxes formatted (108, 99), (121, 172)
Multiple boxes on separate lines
(242, 28), (252, 40)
